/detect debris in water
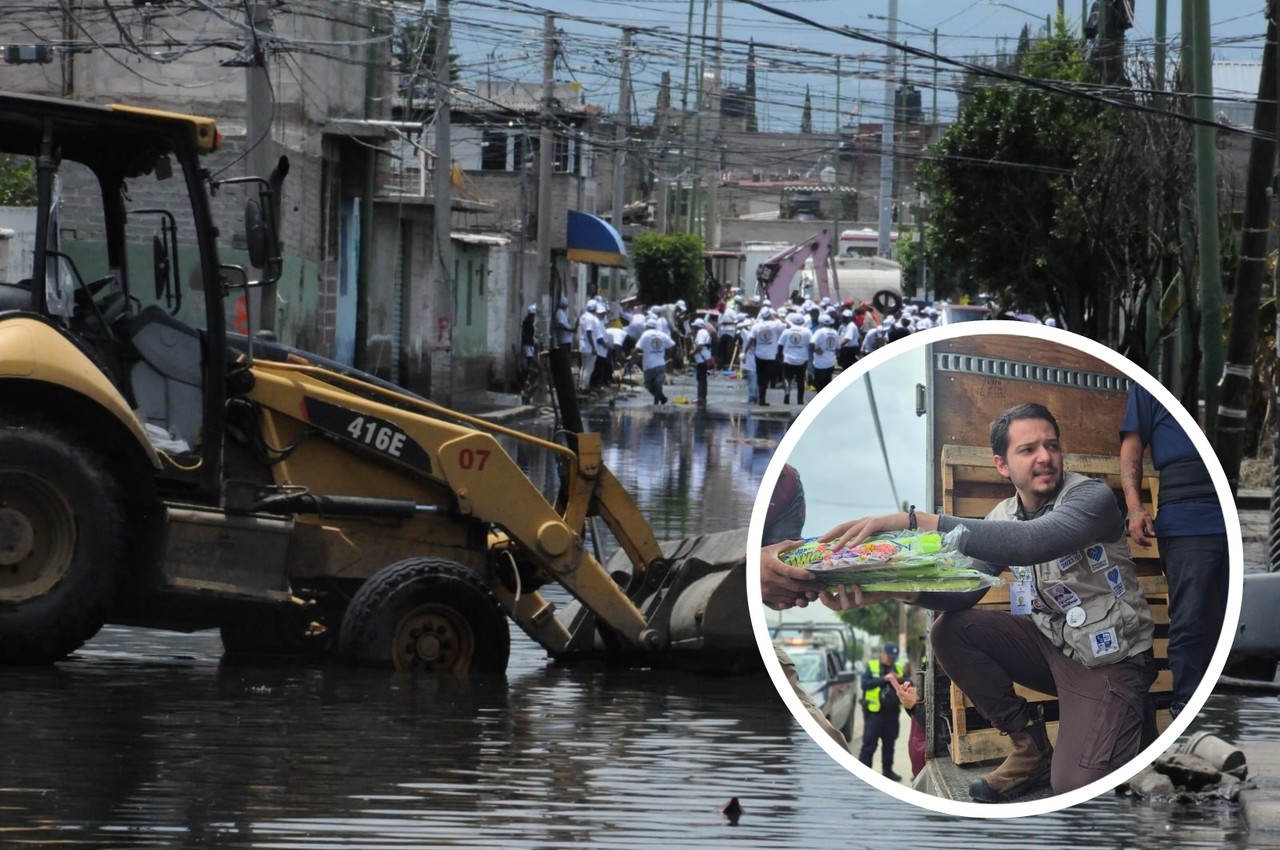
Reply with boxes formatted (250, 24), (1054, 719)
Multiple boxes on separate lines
(718, 796), (743, 824)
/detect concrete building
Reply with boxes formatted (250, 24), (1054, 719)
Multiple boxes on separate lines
(0, 3), (613, 404)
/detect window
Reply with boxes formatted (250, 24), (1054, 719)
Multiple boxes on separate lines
(481, 130), (508, 171)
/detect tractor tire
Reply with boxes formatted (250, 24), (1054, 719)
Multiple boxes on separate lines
(872, 289), (902, 316)
(338, 558), (510, 674)
(0, 414), (125, 663)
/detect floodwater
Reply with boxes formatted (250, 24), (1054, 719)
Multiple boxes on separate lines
(0, 408), (1267, 848)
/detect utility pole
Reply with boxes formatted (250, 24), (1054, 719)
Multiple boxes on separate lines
(434, 0), (454, 327)
(536, 15), (556, 311)
(676, 0), (697, 235)
(1214, 3), (1279, 494)
(705, 0), (724, 252)
(832, 56), (842, 260)
(1149, 0), (1170, 384)
(246, 1), (277, 333)
(1191, 0), (1223, 437)
(656, 71), (671, 234)
(355, 5), (382, 370)
(433, 0), (455, 401)
(688, 0), (712, 236)
(876, 0), (897, 259)
(611, 28), (631, 301)
(60, 0), (76, 96)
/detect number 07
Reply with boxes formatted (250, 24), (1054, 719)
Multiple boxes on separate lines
(458, 447), (491, 470)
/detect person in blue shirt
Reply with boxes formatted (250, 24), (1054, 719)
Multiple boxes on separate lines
(1119, 382), (1227, 718)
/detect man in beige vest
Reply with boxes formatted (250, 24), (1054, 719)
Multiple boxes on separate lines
(815, 403), (1156, 802)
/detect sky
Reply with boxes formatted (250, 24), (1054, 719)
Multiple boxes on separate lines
(450, 0), (1272, 132)
(782, 341), (928, 538)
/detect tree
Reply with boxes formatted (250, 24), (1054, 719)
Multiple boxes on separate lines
(0, 155), (36, 206)
(630, 232), (705, 306)
(835, 601), (931, 666)
(918, 21), (1194, 349)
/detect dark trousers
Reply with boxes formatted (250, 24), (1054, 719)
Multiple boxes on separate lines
(931, 609), (1156, 794)
(813, 366), (834, 394)
(756, 357), (778, 404)
(859, 708), (900, 771)
(783, 362), (806, 403)
(1162, 534), (1229, 708)
(718, 334), (735, 365)
(695, 362), (709, 403)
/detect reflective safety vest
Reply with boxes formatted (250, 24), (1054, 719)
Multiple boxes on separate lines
(862, 658), (906, 712)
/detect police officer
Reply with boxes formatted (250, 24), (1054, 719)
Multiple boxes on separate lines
(861, 642), (907, 781)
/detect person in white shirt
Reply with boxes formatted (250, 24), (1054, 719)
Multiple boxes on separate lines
(590, 300), (613, 388)
(636, 318), (675, 404)
(553, 296), (575, 354)
(692, 317), (715, 407)
(838, 309), (861, 369)
(747, 307), (783, 406)
(718, 300), (739, 365)
(780, 312), (813, 404)
(810, 312), (840, 394)
(738, 317), (758, 404)
(622, 307), (646, 379)
(577, 299), (600, 391)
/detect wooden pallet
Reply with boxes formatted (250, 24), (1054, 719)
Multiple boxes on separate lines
(939, 445), (1173, 766)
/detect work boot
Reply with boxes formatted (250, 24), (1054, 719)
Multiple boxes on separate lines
(969, 713), (1053, 803)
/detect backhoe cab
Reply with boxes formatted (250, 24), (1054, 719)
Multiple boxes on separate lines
(0, 91), (753, 673)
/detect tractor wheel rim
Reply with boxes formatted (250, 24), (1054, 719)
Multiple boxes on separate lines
(393, 603), (474, 672)
(0, 471), (76, 603)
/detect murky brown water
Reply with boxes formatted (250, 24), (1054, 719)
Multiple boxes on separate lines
(0, 408), (1266, 848)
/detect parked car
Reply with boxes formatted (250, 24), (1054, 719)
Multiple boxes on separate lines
(784, 641), (859, 741)
(935, 303), (990, 325)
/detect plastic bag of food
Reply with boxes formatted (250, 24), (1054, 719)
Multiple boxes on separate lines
(779, 526), (1002, 592)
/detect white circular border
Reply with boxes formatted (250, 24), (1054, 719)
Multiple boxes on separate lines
(746, 320), (1245, 819)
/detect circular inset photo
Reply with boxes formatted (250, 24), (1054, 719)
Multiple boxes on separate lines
(748, 322), (1243, 817)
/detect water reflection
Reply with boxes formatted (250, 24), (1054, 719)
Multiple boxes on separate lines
(0, 408), (1264, 848)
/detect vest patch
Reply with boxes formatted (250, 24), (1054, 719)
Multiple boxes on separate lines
(1057, 551), (1082, 571)
(1105, 566), (1127, 598)
(1085, 544), (1110, 573)
(1091, 627), (1120, 658)
(1043, 581), (1083, 612)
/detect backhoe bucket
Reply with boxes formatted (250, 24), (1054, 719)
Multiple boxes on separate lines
(599, 529), (759, 672)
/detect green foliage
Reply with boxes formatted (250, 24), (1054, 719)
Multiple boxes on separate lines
(836, 601), (931, 666)
(917, 19), (1191, 347)
(630, 232), (705, 305)
(0, 155), (36, 206)
(894, 229), (918, 296)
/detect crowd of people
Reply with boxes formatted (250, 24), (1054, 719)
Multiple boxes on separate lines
(524, 289), (954, 409)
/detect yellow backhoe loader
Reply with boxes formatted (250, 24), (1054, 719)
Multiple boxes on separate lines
(0, 92), (751, 673)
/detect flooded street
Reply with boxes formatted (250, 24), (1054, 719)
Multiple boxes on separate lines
(0, 407), (1269, 848)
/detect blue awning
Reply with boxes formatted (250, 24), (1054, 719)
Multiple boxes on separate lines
(566, 210), (626, 268)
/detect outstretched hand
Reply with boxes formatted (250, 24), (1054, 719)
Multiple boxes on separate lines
(760, 539), (826, 610)
(818, 512), (906, 552)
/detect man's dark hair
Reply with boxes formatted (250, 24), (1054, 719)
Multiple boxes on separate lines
(989, 403), (1060, 457)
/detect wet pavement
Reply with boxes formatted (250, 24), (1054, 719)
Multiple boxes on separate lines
(2, 365), (1276, 847)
